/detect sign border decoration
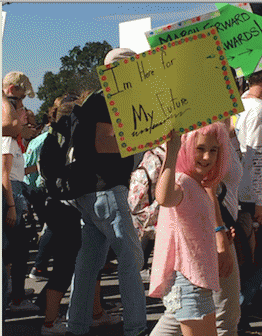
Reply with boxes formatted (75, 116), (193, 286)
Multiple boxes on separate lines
(145, 11), (220, 39)
(97, 27), (243, 157)
(145, 3), (262, 79)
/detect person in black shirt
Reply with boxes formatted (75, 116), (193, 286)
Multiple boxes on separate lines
(66, 49), (147, 336)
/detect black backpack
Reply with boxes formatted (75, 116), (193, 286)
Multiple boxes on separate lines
(39, 90), (101, 200)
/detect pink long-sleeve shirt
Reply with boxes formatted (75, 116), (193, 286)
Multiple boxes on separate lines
(149, 172), (220, 298)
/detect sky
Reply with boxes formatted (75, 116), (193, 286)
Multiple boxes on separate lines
(2, 2), (218, 114)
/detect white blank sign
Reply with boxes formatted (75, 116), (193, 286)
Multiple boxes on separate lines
(119, 17), (151, 54)
(2, 11), (6, 38)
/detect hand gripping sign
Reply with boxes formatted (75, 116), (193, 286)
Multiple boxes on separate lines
(97, 27), (243, 158)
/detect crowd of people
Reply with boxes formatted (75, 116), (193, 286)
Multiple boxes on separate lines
(2, 47), (262, 336)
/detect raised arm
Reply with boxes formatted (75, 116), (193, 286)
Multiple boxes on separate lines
(25, 165), (38, 175)
(95, 122), (119, 153)
(155, 131), (183, 207)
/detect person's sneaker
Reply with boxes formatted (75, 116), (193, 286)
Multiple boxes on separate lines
(41, 319), (67, 335)
(29, 267), (49, 281)
(8, 287), (35, 297)
(102, 301), (122, 313)
(91, 310), (121, 327)
(140, 269), (151, 282)
(25, 288), (35, 296)
(9, 299), (40, 312)
(102, 261), (118, 274)
(57, 315), (67, 322)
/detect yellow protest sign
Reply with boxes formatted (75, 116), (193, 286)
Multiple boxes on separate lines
(97, 27), (244, 158)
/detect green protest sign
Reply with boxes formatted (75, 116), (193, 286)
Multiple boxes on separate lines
(146, 4), (262, 77)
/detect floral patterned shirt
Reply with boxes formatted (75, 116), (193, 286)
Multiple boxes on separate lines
(128, 145), (165, 239)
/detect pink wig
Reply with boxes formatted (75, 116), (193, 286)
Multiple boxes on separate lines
(175, 122), (230, 187)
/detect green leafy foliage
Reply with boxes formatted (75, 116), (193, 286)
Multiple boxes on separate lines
(36, 41), (112, 122)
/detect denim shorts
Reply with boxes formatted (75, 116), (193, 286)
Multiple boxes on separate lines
(163, 271), (215, 321)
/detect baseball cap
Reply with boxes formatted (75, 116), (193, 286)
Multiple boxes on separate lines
(3, 71), (35, 98)
(104, 48), (137, 65)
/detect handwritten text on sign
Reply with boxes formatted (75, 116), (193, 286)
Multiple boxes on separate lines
(97, 27), (243, 158)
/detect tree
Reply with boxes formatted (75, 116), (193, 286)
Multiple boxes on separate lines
(60, 41), (112, 72)
(36, 71), (65, 122)
(36, 40), (112, 122)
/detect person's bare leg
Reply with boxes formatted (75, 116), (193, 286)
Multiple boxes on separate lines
(44, 279), (103, 326)
(180, 312), (217, 336)
(44, 289), (64, 323)
(93, 280), (104, 319)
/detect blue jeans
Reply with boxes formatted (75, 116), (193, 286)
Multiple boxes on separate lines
(67, 185), (147, 336)
(162, 272), (215, 321)
(34, 224), (54, 271)
(150, 245), (241, 336)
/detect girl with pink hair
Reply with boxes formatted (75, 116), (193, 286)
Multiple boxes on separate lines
(149, 122), (232, 336)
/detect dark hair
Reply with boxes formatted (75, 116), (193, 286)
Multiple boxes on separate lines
(247, 70), (262, 86)
(230, 67), (248, 95)
(61, 93), (79, 104)
(42, 113), (49, 125)
(230, 67), (236, 78)
(56, 102), (76, 123)
(7, 97), (19, 109)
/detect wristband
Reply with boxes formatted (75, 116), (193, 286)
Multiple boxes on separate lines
(215, 225), (226, 232)
(7, 205), (15, 208)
